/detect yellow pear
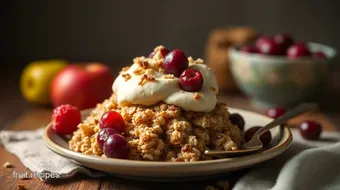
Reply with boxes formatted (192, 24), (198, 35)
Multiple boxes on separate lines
(20, 59), (67, 105)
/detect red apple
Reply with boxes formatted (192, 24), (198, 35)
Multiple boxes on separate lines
(51, 63), (114, 110)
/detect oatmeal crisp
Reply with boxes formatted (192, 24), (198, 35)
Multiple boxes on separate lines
(69, 94), (241, 161)
(69, 45), (242, 162)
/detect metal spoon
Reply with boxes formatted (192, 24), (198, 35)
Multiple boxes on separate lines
(205, 103), (318, 158)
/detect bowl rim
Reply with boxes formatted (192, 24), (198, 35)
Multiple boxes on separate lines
(228, 42), (337, 64)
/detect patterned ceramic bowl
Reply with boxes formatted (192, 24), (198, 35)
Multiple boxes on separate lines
(229, 42), (337, 108)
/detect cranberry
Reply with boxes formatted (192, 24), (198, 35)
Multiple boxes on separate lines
(274, 33), (294, 52)
(97, 128), (119, 149)
(313, 51), (327, 59)
(245, 126), (272, 146)
(179, 69), (204, 92)
(229, 113), (245, 131)
(256, 36), (283, 55)
(99, 111), (125, 133)
(240, 45), (258, 54)
(163, 50), (189, 77)
(287, 42), (311, 59)
(148, 48), (170, 58)
(103, 134), (129, 159)
(299, 120), (322, 140)
(266, 108), (286, 119)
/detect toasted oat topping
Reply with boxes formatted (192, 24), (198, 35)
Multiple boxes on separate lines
(138, 74), (156, 86)
(154, 45), (166, 52)
(137, 60), (149, 69)
(153, 60), (164, 70)
(3, 161), (13, 168)
(122, 73), (131, 81)
(194, 92), (201, 100)
(145, 69), (153, 75)
(133, 56), (146, 63)
(162, 74), (175, 79)
(133, 67), (143, 75)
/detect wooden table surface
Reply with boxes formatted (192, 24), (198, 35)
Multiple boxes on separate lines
(0, 79), (339, 189)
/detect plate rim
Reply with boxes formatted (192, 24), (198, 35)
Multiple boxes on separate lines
(43, 107), (293, 169)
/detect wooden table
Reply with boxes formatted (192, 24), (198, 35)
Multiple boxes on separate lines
(0, 91), (339, 190)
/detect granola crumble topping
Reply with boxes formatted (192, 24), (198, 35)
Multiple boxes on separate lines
(210, 87), (216, 92)
(137, 60), (149, 70)
(122, 73), (131, 81)
(133, 68), (143, 75)
(162, 74), (175, 79)
(194, 92), (201, 100)
(138, 74), (156, 86)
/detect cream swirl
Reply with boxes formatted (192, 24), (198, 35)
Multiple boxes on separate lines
(112, 47), (219, 112)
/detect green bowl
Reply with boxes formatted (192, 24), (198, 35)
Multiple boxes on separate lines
(229, 42), (337, 108)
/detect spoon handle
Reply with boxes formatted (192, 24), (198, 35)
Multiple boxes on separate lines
(256, 103), (319, 136)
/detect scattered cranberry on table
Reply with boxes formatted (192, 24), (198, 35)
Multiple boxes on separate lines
(313, 51), (327, 59)
(287, 42), (311, 59)
(229, 113), (245, 131)
(51, 104), (81, 135)
(103, 134), (129, 159)
(266, 107), (286, 119)
(163, 50), (189, 77)
(179, 69), (204, 92)
(299, 120), (322, 140)
(149, 48), (170, 58)
(97, 128), (119, 149)
(256, 36), (283, 55)
(100, 111), (125, 133)
(240, 45), (258, 54)
(245, 126), (272, 146)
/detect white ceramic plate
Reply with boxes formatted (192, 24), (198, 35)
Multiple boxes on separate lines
(43, 107), (292, 182)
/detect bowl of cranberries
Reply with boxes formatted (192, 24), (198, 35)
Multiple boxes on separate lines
(229, 33), (337, 108)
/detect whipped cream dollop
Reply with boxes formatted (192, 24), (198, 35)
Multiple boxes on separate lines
(112, 46), (219, 112)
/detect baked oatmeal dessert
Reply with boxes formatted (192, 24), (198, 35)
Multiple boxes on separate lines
(68, 46), (242, 162)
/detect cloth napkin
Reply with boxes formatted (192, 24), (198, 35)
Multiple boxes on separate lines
(1, 128), (340, 189)
(233, 130), (340, 190)
(0, 128), (105, 181)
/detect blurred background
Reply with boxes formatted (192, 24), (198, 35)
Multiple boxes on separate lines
(1, 0), (340, 122)
(2, 1), (340, 67)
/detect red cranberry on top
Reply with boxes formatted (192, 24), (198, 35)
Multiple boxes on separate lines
(179, 69), (204, 92)
(163, 50), (189, 77)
